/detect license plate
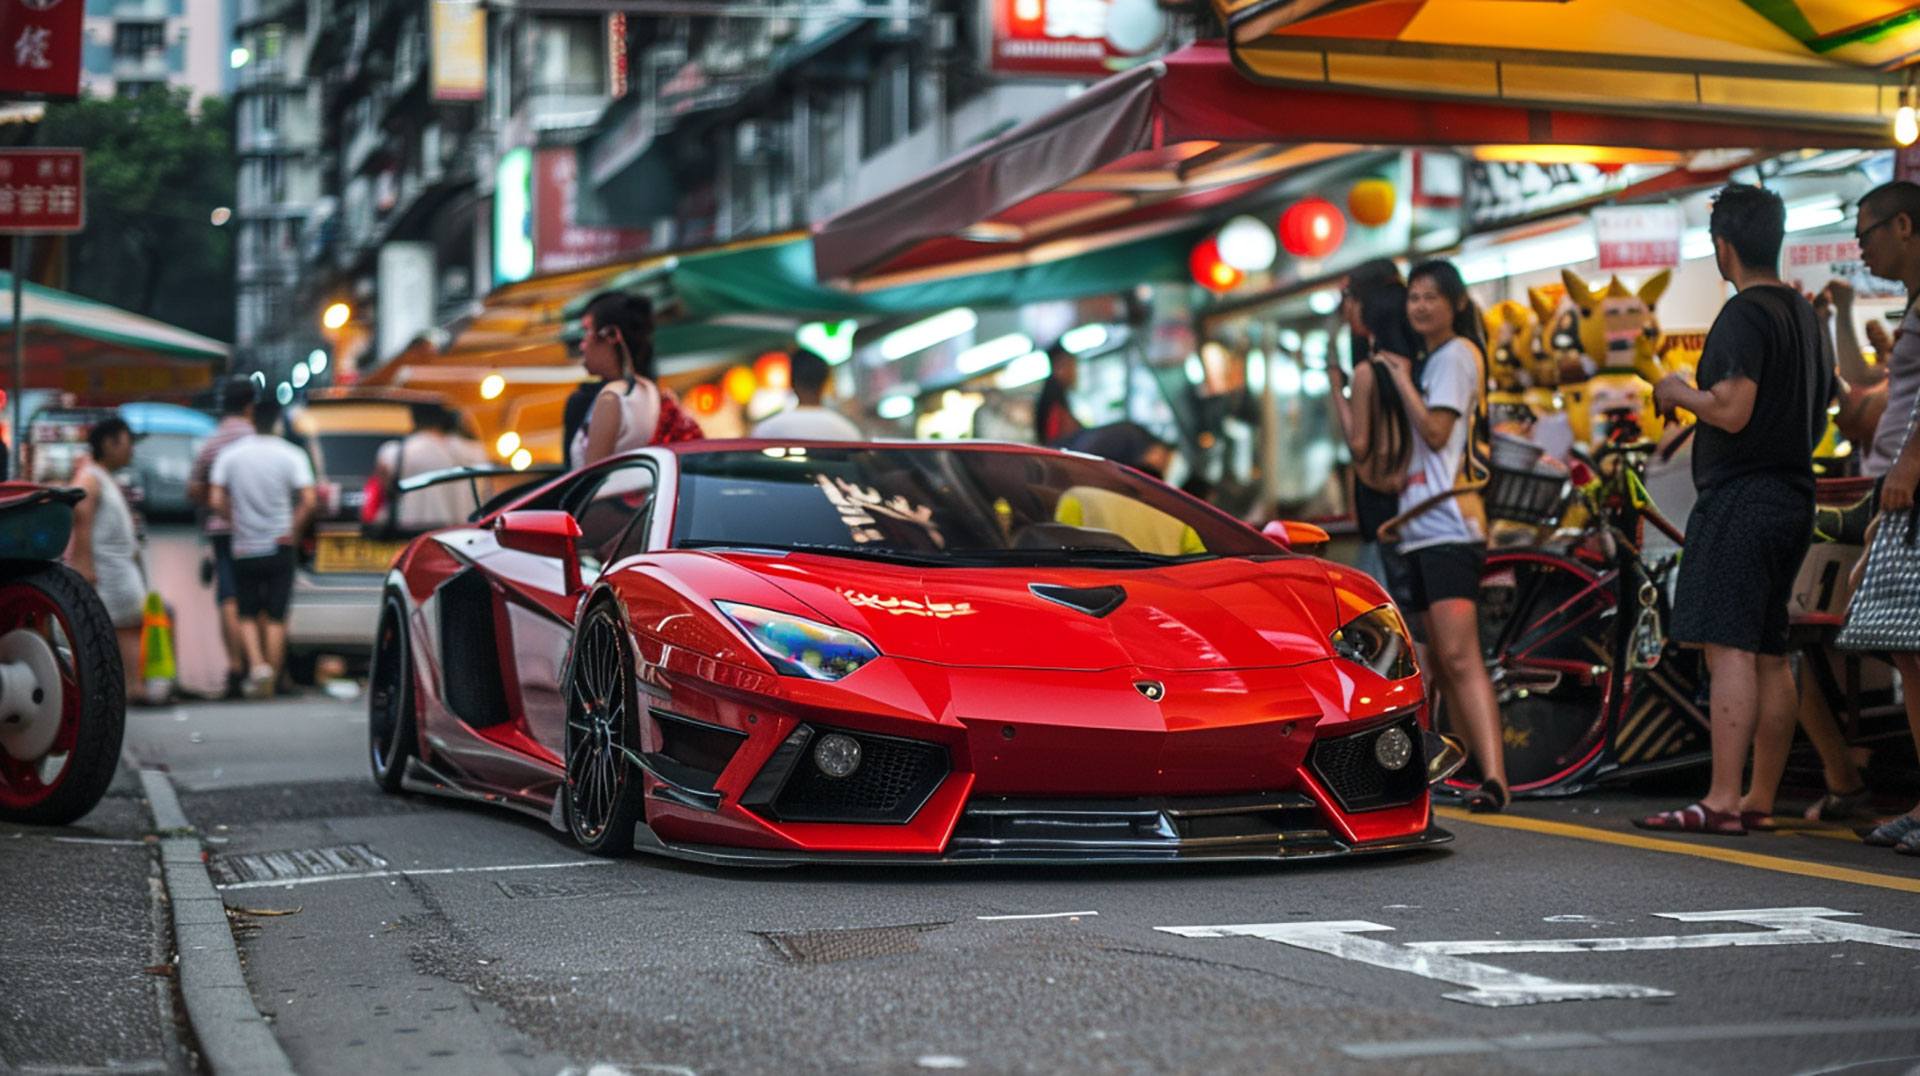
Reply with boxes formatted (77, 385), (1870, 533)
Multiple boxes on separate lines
(314, 533), (407, 574)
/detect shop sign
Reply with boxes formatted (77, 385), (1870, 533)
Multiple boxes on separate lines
(0, 149), (82, 234)
(532, 148), (650, 276)
(492, 147), (534, 286)
(1593, 204), (1681, 270)
(429, 0), (485, 102)
(985, 0), (1165, 80)
(0, 0), (80, 99)
(1468, 162), (1635, 229)
(1783, 232), (1904, 301)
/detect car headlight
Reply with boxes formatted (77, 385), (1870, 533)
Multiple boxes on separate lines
(716, 601), (879, 681)
(1330, 604), (1417, 681)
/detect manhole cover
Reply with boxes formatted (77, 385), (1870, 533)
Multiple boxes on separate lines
(208, 843), (388, 885)
(757, 922), (948, 964)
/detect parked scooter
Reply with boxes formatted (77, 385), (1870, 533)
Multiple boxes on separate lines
(0, 481), (125, 824)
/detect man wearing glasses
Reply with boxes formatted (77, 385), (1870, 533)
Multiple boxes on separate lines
(1849, 181), (1920, 498)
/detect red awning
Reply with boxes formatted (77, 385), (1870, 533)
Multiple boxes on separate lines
(813, 40), (1878, 286)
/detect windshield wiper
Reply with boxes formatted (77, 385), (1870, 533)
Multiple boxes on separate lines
(674, 538), (951, 566)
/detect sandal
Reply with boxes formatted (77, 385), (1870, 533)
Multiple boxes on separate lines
(1804, 786), (1872, 823)
(1464, 779), (1509, 814)
(1633, 803), (1746, 836)
(1740, 811), (1777, 833)
(1861, 815), (1920, 847)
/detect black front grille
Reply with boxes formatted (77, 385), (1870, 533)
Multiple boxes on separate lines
(1308, 714), (1427, 812)
(754, 726), (949, 824)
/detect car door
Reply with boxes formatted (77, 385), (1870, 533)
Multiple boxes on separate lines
(484, 459), (660, 764)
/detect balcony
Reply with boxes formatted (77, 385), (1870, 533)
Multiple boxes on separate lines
(109, 0), (170, 20)
(111, 52), (171, 81)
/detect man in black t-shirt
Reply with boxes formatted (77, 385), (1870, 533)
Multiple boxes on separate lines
(1637, 184), (1834, 837)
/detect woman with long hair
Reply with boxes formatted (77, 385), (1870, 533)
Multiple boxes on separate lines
(1377, 259), (1508, 811)
(1327, 260), (1419, 607)
(572, 292), (701, 466)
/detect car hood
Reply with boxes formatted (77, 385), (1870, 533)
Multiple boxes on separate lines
(718, 552), (1341, 672)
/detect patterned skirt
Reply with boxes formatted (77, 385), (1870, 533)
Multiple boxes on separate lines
(1834, 501), (1920, 653)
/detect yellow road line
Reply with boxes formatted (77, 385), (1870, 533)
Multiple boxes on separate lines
(1435, 806), (1920, 895)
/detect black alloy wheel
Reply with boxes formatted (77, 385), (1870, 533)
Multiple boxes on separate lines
(564, 603), (643, 855)
(367, 593), (417, 793)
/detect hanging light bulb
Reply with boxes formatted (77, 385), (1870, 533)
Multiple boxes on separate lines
(1898, 85), (1918, 147)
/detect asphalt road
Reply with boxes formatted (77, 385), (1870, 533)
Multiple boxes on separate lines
(14, 690), (1892, 1076)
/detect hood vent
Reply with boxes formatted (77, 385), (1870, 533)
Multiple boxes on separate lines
(1028, 583), (1127, 618)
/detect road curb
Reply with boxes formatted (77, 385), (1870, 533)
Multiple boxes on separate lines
(139, 768), (299, 1076)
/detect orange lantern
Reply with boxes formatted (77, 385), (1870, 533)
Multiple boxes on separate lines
(1347, 178), (1396, 228)
(753, 351), (791, 391)
(1279, 197), (1346, 259)
(688, 384), (723, 414)
(1188, 238), (1245, 293)
(723, 366), (757, 404)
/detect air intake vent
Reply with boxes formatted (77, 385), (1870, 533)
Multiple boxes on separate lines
(1028, 583), (1126, 618)
(1308, 713), (1428, 813)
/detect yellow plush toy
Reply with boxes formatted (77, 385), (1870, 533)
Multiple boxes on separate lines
(1484, 300), (1536, 393)
(1559, 268), (1674, 447)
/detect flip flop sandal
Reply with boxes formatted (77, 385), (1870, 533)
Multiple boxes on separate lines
(1633, 803), (1747, 836)
(1740, 811), (1777, 832)
(1862, 815), (1920, 847)
(1896, 836), (1920, 857)
(1805, 787), (1872, 823)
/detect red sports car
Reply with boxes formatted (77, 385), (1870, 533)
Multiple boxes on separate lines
(371, 441), (1456, 863)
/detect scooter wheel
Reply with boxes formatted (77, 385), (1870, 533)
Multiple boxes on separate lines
(0, 561), (126, 825)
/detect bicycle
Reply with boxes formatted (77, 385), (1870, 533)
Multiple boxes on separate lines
(1437, 436), (1711, 797)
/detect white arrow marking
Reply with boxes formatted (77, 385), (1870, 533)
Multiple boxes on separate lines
(1408, 929), (1817, 955)
(1652, 907), (1920, 951)
(1155, 921), (1671, 1007)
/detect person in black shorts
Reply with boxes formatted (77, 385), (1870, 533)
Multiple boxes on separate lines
(1637, 184), (1835, 836)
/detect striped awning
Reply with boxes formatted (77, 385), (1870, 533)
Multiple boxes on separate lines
(1212, 0), (1917, 136)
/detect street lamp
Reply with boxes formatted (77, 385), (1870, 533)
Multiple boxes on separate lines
(209, 207), (231, 226)
(322, 303), (351, 331)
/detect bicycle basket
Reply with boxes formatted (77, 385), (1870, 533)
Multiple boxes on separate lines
(1485, 465), (1568, 527)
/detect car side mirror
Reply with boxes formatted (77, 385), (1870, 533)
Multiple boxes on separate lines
(494, 510), (583, 592)
(1262, 519), (1330, 552)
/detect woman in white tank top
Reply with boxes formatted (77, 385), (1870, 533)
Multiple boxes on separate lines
(67, 419), (148, 700)
(573, 292), (663, 466)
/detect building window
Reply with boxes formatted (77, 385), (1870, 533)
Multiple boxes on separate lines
(112, 21), (163, 60)
(861, 55), (899, 158)
(807, 90), (843, 190)
(116, 79), (164, 97)
(529, 16), (604, 104)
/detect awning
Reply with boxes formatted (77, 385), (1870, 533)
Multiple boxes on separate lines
(813, 40), (1883, 286)
(1214, 0), (1912, 130)
(0, 273), (230, 400)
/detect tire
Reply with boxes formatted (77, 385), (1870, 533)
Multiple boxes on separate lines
(1436, 550), (1614, 794)
(367, 593), (416, 793)
(0, 561), (127, 826)
(562, 603), (643, 856)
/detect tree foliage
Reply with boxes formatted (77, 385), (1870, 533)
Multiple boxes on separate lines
(13, 90), (236, 342)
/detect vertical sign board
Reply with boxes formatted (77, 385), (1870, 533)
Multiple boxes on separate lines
(0, 149), (82, 479)
(531, 147), (648, 276)
(430, 0), (485, 101)
(0, 0), (82, 98)
(985, 0), (1166, 79)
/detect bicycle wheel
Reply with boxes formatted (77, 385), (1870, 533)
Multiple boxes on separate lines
(1437, 550), (1615, 794)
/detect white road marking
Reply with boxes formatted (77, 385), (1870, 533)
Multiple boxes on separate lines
(1343, 1015), (1920, 1060)
(976, 911), (1097, 921)
(1155, 920), (1669, 1007)
(1162, 908), (1920, 1009)
(915, 1056), (968, 1069)
(217, 859), (617, 890)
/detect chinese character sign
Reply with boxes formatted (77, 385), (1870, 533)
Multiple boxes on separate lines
(0, 0), (81, 98)
(987, 0), (1166, 79)
(1784, 232), (1905, 301)
(1594, 204), (1682, 271)
(0, 149), (84, 233)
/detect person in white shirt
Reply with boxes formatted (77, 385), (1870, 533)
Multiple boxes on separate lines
(68, 416), (147, 701)
(751, 348), (863, 441)
(1378, 259), (1508, 812)
(209, 399), (316, 699)
(367, 403), (488, 532)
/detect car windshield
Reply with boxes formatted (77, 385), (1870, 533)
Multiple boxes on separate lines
(310, 433), (393, 483)
(671, 446), (1273, 565)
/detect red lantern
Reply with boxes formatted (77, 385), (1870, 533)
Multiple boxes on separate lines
(1279, 198), (1347, 259)
(688, 384), (722, 415)
(754, 351), (791, 391)
(1189, 237), (1245, 293)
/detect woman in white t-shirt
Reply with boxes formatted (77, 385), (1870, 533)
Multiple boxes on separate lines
(1378, 259), (1509, 813)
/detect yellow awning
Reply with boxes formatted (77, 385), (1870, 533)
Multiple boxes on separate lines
(1213, 0), (1918, 137)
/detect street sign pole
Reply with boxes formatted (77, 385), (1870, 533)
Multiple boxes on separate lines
(9, 233), (21, 480)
